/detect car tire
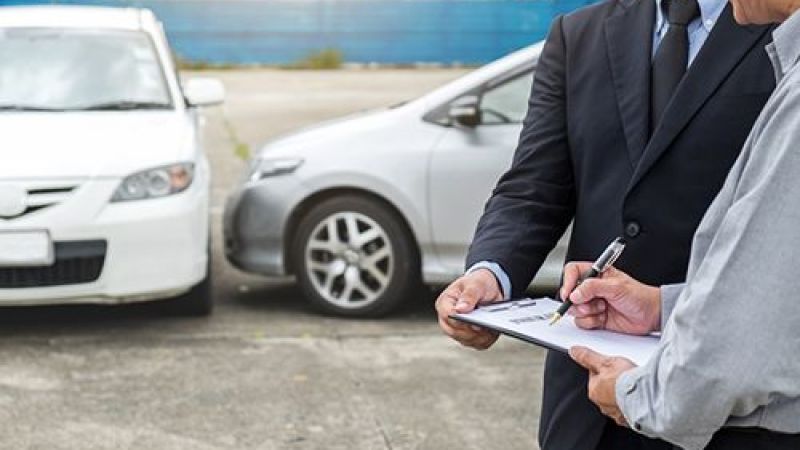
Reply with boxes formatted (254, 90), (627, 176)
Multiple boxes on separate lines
(168, 249), (213, 316)
(292, 195), (420, 317)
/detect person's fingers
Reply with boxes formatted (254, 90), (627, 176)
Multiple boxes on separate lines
(438, 316), (481, 342)
(587, 373), (600, 404)
(570, 276), (625, 305)
(574, 312), (607, 330)
(438, 283), (477, 325)
(612, 412), (629, 428)
(597, 404), (627, 428)
(571, 300), (607, 317)
(437, 295), (470, 332)
(434, 299), (455, 322)
(435, 284), (476, 327)
(569, 346), (609, 373)
(560, 261), (593, 300)
(437, 315), (461, 335)
(446, 317), (479, 334)
(459, 329), (499, 350)
(471, 331), (500, 350)
(435, 282), (461, 316)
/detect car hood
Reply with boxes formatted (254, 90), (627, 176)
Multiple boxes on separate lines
(258, 107), (410, 158)
(0, 112), (195, 179)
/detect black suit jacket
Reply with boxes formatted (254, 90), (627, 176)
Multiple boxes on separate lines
(465, 0), (775, 448)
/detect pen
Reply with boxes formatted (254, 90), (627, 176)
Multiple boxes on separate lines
(549, 237), (626, 325)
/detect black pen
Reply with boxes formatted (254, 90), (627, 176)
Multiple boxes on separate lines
(549, 237), (626, 325)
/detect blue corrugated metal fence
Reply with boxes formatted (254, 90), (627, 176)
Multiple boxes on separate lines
(2, 0), (592, 64)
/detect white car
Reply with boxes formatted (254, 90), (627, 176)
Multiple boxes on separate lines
(225, 42), (569, 317)
(0, 6), (224, 314)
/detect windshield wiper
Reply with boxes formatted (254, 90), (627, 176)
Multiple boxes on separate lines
(76, 101), (172, 111)
(0, 105), (69, 112)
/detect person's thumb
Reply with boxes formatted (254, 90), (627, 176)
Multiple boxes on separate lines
(569, 346), (606, 373)
(455, 280), (486, 313)
(560, 262), (592, 300)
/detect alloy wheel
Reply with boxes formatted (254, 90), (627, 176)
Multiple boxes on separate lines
(304, 211), (394, 309)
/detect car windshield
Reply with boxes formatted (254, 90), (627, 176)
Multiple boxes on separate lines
(0, 28), (172, 111)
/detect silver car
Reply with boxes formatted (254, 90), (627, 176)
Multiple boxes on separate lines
(224, 42), (567, 316)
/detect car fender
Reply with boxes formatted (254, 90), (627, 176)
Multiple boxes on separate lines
(296, 170), (432, 254)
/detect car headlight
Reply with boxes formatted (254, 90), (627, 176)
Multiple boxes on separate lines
(249, 157), (303, 182)
(111, 163), (195, 202)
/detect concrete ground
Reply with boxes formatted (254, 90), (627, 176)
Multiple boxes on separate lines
(0, 69), (546, 450)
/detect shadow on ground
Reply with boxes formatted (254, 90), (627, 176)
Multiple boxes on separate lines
(234, 279), (439, 319)
(0, 275), (439, 338)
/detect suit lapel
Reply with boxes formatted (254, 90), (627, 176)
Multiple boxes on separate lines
(626, 5), (771, 192)
(605, 0), (656, 167)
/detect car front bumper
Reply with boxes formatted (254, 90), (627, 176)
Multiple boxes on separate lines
(0, 178), (208, 306)
(224, 175), (309, 277)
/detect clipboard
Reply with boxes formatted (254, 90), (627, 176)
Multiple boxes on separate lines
(450, 297), (660, 366)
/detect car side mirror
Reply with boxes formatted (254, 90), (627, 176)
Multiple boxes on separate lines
(448, 96), (481, 128)
(184, 78), (225, 107)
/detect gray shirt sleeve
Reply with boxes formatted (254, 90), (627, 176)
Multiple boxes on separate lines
(658, 283), (685, 331)
(614, 86), (800, 450)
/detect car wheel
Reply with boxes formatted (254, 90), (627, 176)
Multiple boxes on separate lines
(168, 248), (213, 316)
(292, 195), (420, 317)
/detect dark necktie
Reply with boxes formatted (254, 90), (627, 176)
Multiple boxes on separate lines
(651, 0), (701, 132)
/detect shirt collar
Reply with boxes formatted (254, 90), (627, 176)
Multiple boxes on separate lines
(655, 0), (728, 33)
(769, 9), (800, 80)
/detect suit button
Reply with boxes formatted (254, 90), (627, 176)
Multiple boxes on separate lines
(625, 221), (641, 238)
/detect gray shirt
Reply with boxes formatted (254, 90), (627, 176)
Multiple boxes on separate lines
(615, 11), (800, 450)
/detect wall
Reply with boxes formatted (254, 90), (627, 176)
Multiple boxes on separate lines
(2, 0), (592, 64)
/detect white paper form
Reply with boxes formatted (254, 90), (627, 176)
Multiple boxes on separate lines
(452, 298), (660, 366)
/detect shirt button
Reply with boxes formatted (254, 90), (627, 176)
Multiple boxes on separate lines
(634, 422), (642, 431)
(625, 221), (641, 238)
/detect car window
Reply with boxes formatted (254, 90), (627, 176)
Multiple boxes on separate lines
(480, 71), (534, 125)
(0, 28), (172, 111)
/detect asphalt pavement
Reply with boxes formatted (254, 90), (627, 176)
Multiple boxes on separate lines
(0, 69), (545, 450)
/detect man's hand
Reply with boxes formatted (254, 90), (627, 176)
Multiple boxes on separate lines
(561, 262), (662, 335)
(569, 346), (636, 427)
(435, 269), (503, 350)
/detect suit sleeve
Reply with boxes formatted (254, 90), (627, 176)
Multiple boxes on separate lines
(466, 16), (576, 297)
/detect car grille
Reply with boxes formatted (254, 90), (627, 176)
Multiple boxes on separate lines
(0, 240), (107, 288)
(0, 181), (81, 220)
